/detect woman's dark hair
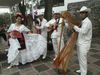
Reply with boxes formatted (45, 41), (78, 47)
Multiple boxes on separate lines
(15, 14), (23, 19)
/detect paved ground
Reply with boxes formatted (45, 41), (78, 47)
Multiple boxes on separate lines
(0, 37), (100, 75)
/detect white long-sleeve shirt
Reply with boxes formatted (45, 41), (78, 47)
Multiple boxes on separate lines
(74, 17), (92, 45)
(37, 18), (47, 39)
(46, 18), (64, 38)
(7, 23), (30, 33)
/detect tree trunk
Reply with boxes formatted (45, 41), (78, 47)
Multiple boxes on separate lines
(44, 0), (53, 21)
(44, 0), (53, 51)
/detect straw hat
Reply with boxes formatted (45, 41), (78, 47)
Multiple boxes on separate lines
(37, 11), (44, 16)
(78, 6), (91, 13)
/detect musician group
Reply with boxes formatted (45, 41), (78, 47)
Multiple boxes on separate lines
(3, 6), (92, 75)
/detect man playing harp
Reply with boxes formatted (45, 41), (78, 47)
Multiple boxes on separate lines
(53, 6), (92, 75)
(46, 10), (68, 59)
(72, 6), (92, 75)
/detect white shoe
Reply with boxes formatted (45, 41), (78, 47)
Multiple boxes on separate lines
(42, 56), (46, 59)
(53, 56), (57, 61)
(53, 58), (56, 61)
(76, 70), (81, 73)
(7, 65), (13, 69)
(42, 54), (46, 59)
(5, 49), (8, 51)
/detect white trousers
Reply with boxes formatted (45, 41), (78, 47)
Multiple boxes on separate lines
(41, 33), (47, 58)
(77, 44), (90, 75)
(52, 37), (64, 57)
(42, 44), (47, 58)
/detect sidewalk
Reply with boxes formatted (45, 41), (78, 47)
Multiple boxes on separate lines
(0, 38), (100, 75)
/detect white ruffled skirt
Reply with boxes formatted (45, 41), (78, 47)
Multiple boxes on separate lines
(7, 34), (47, 65)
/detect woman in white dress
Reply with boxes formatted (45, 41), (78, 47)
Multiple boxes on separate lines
(7, 13), (47, 69)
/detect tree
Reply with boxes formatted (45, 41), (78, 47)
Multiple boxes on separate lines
(44, 0), (53, 21)
(0, 18), (4, 26)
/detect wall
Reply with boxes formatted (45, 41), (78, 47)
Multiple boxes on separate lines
(68, 0), (100, 37)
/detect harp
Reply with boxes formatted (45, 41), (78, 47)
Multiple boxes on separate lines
(53, 11), (81, 74)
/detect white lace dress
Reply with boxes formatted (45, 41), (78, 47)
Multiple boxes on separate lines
(7, 23), (47, 65)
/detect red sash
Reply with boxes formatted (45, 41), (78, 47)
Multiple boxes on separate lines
(11, 30), (23, 38)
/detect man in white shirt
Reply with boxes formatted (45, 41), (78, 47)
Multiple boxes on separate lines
(46, 11), (65, 59)
(72, 6), (92, 75)
(35, 11), (47, 59)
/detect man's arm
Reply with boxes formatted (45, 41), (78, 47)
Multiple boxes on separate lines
(73, 22), (90, 34)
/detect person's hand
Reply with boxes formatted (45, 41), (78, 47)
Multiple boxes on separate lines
(9, 33), (16, 39)
(11, 35), (16, 39)
(36, 26), (40, 29)
(28, 31), (33, 34)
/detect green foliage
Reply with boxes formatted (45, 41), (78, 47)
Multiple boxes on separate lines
(0, 18), (4, 25)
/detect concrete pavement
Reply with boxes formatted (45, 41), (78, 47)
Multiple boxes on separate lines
(0, 38), (100, 75)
